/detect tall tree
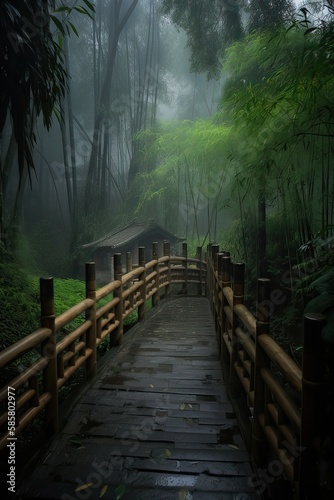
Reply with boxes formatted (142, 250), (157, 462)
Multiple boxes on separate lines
(84, 0), (138, 214)
(0, 0), (94, 245)
(248, 0), (295, 32)
(161, 0), (244, 78)
(0, 0), (66, 242)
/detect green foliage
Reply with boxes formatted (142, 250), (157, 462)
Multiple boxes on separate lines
(21, 220), (73, 277)
(0, 0), (95, 179)
(0, 255), (40, 350)
(134, 119), (233, 241)
(247, 0), (295, 32)
(161, 0), (244, 78)
(162, 0), (295, 78)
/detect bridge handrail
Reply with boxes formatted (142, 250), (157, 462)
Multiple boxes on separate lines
(207, 244), (326, 499)
(0, 328), (52, 370)
(0, 241), (206, 452)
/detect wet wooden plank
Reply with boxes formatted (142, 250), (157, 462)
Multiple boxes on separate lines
(16, 297), (256, 498)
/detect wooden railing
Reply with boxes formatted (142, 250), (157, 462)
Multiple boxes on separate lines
(0, 239), (327, 499)
(206, 244), (326, 500)
(0, 242), (206, 452)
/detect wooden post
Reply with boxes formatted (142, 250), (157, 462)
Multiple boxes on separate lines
(126, 252), (132, 274)
(206, 243), (212, 299)
(110, 254), (114, 282)
(152, 242), (160, 308)
(299, 313), (326, 499)
(211, 244), (219, 270)
(216, 253), (224, 350)
(138, 246), (146, 320)
(163, 240), (171, 298)
(181, 242), (188, 295)
(208, 244), (218, 311)
(40, 277), (59, 437)
(196, 246), (203, 296)
(113, 253), (123, 346)
(211, 245), (219, 307)
(85, 263), (97, 379)
(229, 263), (245, 397)
(252, 277), (271, 465)
(126, 251), (134, 310)
(221, 256), (231, 362)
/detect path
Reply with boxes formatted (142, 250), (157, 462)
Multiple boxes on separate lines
(17, 297), (257, 499)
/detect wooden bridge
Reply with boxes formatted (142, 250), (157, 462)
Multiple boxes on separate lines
(0, 243), (327, 499)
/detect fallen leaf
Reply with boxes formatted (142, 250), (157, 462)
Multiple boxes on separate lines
(165, 448), (172, 458)
(187, 403), (192, 409)
(179, 488), (188, 500)
(115, 484), (126, 499)
(228, 444), (239, 449)
(156, 453), (166, 463)
(150, 384), (154, 388)
(100, 485), (108, 497)
(180, 403), (185, 410)
(75, 483), (93, 492)
(68, 438), (83, 446)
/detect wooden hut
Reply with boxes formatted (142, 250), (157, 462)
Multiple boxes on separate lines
(80, 220), (183, 283)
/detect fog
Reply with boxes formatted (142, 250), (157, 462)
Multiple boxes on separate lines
(1, 0), (332, 278)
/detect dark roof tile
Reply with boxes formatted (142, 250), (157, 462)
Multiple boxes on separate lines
(80, 220), (183, 250)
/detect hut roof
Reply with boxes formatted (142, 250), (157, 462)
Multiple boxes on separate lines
(80, 220), (183, 250)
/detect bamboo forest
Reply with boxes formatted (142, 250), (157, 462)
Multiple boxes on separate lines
(1, 1), (334, 499)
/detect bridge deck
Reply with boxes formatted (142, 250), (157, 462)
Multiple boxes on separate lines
(17, 297), (257, 499)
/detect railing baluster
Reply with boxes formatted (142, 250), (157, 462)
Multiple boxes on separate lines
(182, 242), (188, 295)
(230, 262), (245, 397)
(85, 262), (97, 379)
(211, 245), (219, 312)
(216, 253), (223, 351)
(221, 256), (231, 363)
(252, 277), (271, 465)
(206, 243), (212, 299)
(40, 277), (59, 437)
(126, 252), (133, 311)
(163, 240), (171, 298)
(138, 247), (146, 321)
(113, 253), (123, 346)
(152, 242), (160, 308)
(196, 246), (203, 296)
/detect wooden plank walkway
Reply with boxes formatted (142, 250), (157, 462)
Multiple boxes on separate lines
(17, 297), (257, 499)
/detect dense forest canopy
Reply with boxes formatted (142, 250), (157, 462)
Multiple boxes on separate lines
(0, 0), (333, 348)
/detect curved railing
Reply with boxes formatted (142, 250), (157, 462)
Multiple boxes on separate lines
(206, 244), (326, 500)
(0, 240), (327, 499)
(0, 242), (206, 451)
